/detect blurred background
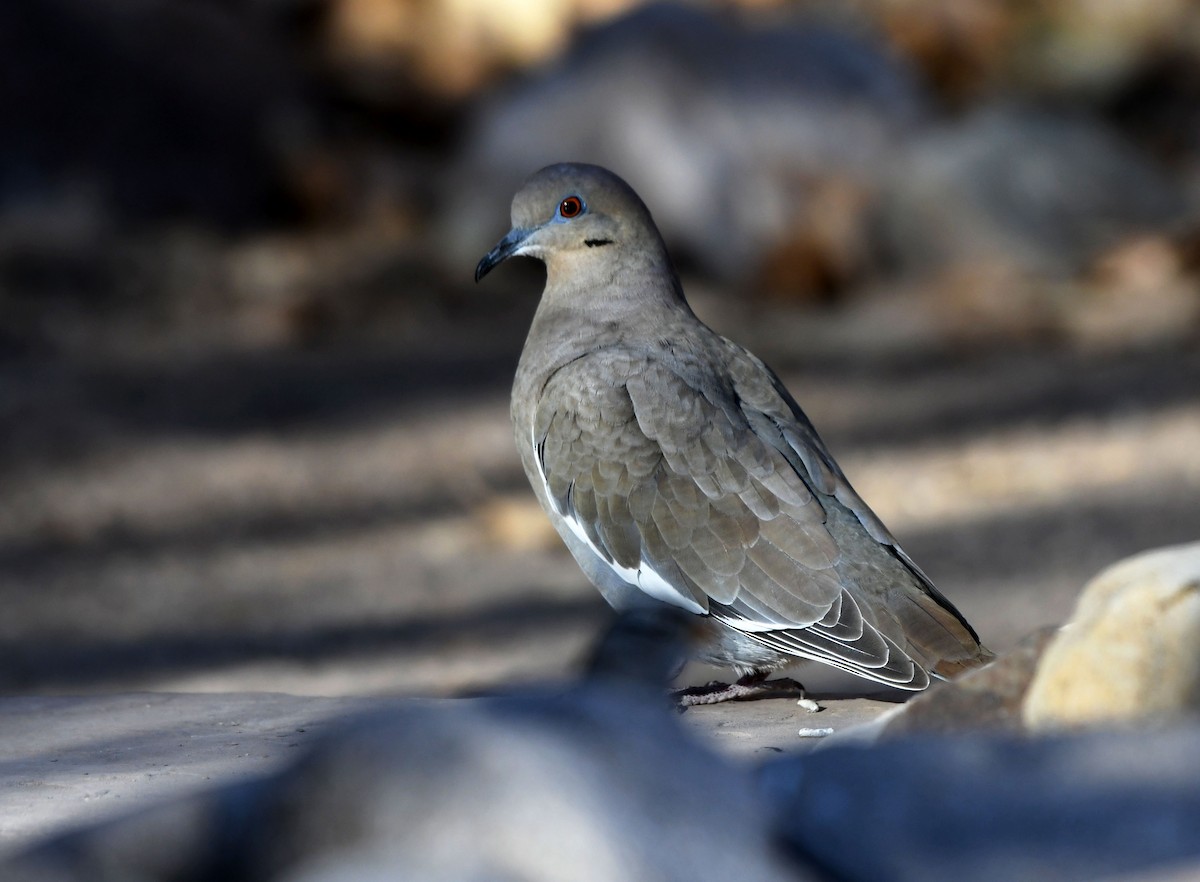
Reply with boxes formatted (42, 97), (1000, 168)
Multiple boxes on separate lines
(1, 0), (1198, 697)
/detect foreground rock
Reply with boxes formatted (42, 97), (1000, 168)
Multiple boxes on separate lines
(841, 543), (1200, 739)
(763, 723), (1200, 882)
(0, 693), (410, 853)
(7, 688), (1200, 882)
(5, 688), (813, 882)
(1024, 542), (1200, 729)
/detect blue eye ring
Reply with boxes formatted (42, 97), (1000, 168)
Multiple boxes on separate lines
(557, 195), (585, 219)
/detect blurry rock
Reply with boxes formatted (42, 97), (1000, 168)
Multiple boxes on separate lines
(762, 724), (1200, 882)
(0, 0), (315, 229)
(5, 612), (813, 881)
(242, 697), (804, 882)
(445, 3), (928, 287)
(1024, 542), (1200, 730)
(880, 626), (1056, 736)
(882, 106), (1183, 280)
(877, 105), (1188, 347)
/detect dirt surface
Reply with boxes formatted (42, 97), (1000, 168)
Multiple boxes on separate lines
(3, 283), (1198, 699)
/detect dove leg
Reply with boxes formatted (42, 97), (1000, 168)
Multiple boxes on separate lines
(674, 672), (806, 706)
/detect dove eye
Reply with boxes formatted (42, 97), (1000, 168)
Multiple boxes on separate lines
(557, 196), (585, 219)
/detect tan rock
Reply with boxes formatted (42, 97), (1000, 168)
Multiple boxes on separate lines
(1023, 542), (1200, 729)
(883, 626), (1057, 736)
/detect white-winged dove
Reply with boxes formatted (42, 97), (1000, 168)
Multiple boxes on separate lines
(477, 163), (991, 704)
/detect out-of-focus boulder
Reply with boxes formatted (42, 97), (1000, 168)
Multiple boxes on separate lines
(1024, 542), (1200, 730)
(880, 106), (1183, 278)
(763, 724), (1200, 882)
(5, 689), (813, 882)
(2, 610), (815, 881)
(875, 105), (1189, 348)
(445, 3), (928, 287)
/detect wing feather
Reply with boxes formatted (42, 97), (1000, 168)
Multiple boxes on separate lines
(532, 348), (981, 687)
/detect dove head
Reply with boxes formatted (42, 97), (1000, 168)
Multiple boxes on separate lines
(474, 163), (673, 289)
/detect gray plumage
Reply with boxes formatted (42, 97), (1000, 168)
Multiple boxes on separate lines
(477, 163), (990, 695)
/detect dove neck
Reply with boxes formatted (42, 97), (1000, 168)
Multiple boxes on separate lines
(541, 249), (693, 325)
(524, 287), (702, 380)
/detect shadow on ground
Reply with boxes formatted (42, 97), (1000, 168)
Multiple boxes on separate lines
(1, 324), (1196, 696)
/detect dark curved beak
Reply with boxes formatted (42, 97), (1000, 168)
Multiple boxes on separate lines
(475, 227), (532, 283)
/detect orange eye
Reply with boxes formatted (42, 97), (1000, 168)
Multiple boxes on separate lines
(558, 196), (584, 218)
